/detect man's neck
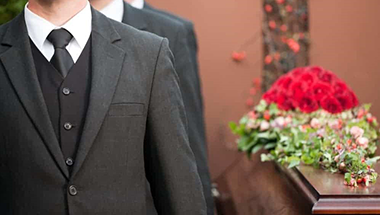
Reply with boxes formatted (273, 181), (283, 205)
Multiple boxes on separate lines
(89, 0), (114, 11)
(27, 0), (88, 26)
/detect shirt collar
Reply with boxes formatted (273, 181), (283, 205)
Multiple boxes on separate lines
(130, 0), (144, 9)
(100, 0), (124, 22)
(24, 2), (92, 50)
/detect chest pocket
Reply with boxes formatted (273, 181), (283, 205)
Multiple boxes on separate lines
(108, 103), (145, 117)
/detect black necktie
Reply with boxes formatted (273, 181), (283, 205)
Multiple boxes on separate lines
(47, 29), (74, 78)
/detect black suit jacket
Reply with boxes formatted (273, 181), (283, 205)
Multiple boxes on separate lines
(122, 3), (214, 214)
(0, 8), (206, 215)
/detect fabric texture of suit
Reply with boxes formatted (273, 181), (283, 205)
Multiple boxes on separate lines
(122, 3), (214, 214)
(0, 8), (206, 215)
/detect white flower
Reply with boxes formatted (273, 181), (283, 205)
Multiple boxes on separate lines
(356, 137), (369, 149)
(311, 118), (321, 129)
(275, 117), (285, 127)
(350, 126), (364, 139)
(328, 120), (340, 130)
(260, 121), (270, 131)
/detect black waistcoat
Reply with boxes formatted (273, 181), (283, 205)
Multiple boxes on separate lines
(30, 38), (92, 171)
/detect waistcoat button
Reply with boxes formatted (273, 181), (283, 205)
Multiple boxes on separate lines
(68, 185), (78, 196)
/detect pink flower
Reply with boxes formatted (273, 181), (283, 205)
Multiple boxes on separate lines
(275, 117), (285, 127)
(248, 111), (256, 119)
(260, 121), (270, 131)
(285, 116), (292, 126)
(328, 120), (341, 130)
(356, 137), (369, 149)
(350, 126), (364, 139)
(334, 155), (340, 162)
(310, 118), (321, 129)
(246, 120), (259, 129)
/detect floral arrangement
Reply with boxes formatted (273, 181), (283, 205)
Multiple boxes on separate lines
(230, 66), (380, 186)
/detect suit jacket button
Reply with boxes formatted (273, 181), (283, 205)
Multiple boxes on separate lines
(66, 157), (74, 166)
(64, 123), (73, 130)
(62, 87), (71, 95)
(68, 185), (78, 196)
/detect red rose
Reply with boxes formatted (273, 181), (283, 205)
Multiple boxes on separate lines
(336, 92), (354, 110)
(276, 90), (293, 111)
(290, 81), (308, 101)
(312, 82), (333, 101)
(299, 72), (316, 86)
(307, 66), (324, 77)
(297, 94), (319, 113)
(334, 81), (348, 95)
(319, 70), (337, 84)
(276, 76), (293, 90)
(262, 88), (278, 103)
(290, 67), (305, 77)
(349, 90), (359, 107)
(320, 95), (343, 114)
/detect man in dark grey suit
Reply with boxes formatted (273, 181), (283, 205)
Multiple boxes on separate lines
(91, 1), (214, 214)
(0, 0), (206, 214)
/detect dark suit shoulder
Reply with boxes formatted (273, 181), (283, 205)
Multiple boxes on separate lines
(0, 13), (21, 53)
(144, 4), (195, 33)
(108, 17), (165, 53)
(123, 3), (187, 45)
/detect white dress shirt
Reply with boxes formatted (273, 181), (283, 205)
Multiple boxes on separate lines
(24, 2), (92, 63)
(100, 0), (124, 22)
(130, 0), (144, 9)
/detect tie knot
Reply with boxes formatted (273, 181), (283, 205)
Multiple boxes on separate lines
(47, 29), (73, 49)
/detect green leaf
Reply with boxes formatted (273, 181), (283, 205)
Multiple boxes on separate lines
(269, 103), (279, 116)
(288, 160), (300, 169)
(229, 122), (237, 133)
(364, 104), (372, 112)
(239, 116), (249, 125)
(257, 132), (270, 139)
(251, 144), (264, 154)
(261, 153), (273, 162)
(366, 156), (380, 166)
(238, 136), (250, 150)
(344, 172), (351, 184)
(264, 142), (277, 149)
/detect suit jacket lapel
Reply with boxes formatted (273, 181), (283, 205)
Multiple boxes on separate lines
(0, 13), (70, 179)
(122, 2), (148, 30)
(71, 9), (126, 177)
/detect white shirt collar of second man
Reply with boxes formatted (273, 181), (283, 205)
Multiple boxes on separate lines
(24, 2), (92, 62)
(131, 0), (145, 9)
(100, 0), (145, 22)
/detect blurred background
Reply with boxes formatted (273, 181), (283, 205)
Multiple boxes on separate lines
(147, 0), (380, 181)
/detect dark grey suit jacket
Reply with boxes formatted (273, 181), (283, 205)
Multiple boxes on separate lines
(0, 8), (206, 215)
(122, 3), (214, 214)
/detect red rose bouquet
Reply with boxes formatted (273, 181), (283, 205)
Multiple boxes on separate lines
(262, 66), (359, 113)
(231, 66), (380, 186)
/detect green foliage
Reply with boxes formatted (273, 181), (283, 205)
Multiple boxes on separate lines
(0, 0), (27, 25)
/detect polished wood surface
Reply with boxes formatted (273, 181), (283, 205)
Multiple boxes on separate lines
(214, 151), (312, 215)
(214, 152), (380, 214)
(285, 163), (380, 214)
(298, 164), (380, 196)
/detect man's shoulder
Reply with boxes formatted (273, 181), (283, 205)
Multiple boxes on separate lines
(140, 8), (185, 31)
(108, 18), (165, 51)
(124, 4), (186, 41)
(145, 5), (195, 33)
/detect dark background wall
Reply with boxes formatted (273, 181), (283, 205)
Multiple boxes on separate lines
(147, 0), (380, 180)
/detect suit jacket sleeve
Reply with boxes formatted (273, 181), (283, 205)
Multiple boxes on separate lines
(144, 38), (207, 215)
(172, 23), (214, 215)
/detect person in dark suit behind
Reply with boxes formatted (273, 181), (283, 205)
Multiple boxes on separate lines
(90, 1), (214, 214)
(0, 0), (206, 214)
(119, 1), (214, 214)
